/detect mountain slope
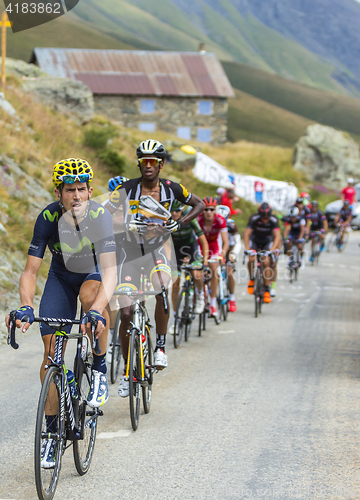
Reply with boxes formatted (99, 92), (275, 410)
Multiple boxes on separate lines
(223, 60), (360, 138)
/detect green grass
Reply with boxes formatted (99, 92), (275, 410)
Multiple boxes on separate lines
(223, 60), (360, 137)
(228, 89), (314, 147)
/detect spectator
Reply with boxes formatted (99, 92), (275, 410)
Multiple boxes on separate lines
(221, 187), (242, 215)
(341, 178), (357, 208)
(216, 186), (226, 204)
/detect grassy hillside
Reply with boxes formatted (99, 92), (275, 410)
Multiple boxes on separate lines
(228, 89), (314, 147)
(223, 60), (360, 137)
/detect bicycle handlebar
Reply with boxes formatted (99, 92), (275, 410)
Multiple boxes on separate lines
(243, 249), (273, 264)
(7, 314), (101, 354)
(114, 288), (169, 314)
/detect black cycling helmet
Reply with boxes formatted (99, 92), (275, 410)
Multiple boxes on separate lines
(136, 140), (167, 160)
(258, 202), (272, 217)
(343, 200), (350, 206)
(296, 197), (304, 204)
(312, 200), (319, 207)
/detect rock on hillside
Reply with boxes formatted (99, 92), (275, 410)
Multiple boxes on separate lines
(293, 124), (360, 189)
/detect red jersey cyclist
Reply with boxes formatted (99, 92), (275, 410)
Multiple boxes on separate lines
(197, 197), (229, 320)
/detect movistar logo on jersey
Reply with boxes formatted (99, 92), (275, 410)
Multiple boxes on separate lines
(43, 210), (59, 222)
(89, 207), (105, 220)
(54, 237), (94, 254)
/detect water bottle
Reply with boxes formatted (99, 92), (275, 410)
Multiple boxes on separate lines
(141, 333), (148, 358)
(66, 369), (78, 401)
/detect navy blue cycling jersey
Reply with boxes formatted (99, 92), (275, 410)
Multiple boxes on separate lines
(283, 215), (305, 237)
(339, 207), (352, 221)
(28, 200), (116, 274)
(306, 209), (326, 230)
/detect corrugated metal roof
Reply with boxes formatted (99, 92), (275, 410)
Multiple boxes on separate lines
(31, 48), (234, 98)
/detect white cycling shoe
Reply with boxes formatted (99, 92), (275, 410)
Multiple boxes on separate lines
(118, 374), (129, 398)
(154, 349), (168, 370)
(195, 294), (205, 314)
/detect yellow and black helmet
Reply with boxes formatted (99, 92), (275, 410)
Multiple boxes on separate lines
(52, 158), (93, 187)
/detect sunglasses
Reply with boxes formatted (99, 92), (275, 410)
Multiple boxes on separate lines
(60, 174), (91, 184)
(138, 158), (162, 167)
(172, 209), (183, 213)
(204, 208), (216, 212)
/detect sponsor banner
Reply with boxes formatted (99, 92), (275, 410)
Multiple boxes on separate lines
(193, 152), (298, 211)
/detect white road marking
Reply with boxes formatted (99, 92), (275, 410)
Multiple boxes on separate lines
(218, 330), (235, 334)
(322, 263), (334, 267)
(282, 293), (306, 297)
(323, 286), (353, 291)
(339, 264), (346, 268)
(97, 430), (132, 439)
(291, 298), (311, 303)
(325, 282), (351, 286)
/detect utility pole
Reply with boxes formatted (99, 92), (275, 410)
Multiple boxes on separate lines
(0, 12), (12, 87)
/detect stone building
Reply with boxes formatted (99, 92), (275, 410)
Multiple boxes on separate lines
(30, 48), (234, 145)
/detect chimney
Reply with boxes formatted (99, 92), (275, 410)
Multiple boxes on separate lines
(199, 42), (206, 55)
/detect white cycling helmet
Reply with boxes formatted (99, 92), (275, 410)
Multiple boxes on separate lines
(347, 177), (354, 184)
(136, 140), (167, 160)
(216, 204), (231, 220)
(288, 206), (300, 217)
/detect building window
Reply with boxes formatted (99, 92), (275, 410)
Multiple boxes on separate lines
(198, 100), (212, 115)
(141, 99), (155, 114)
(197, 128), (212, 143)
(139, 122), (156, 133)
(177, 127), (191, 140)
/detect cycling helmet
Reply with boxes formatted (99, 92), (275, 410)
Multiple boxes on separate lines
(171, 200), (185, 211)
(52, 158), (93, 187)
(203, 196), (218, 207)
(296, 197), (304, 204)
(288, 206), (300, 217)
(343, 200), (350, 206)
(312, 200), (319, 207)
(258, 202), (272, 217)
(216, 204), (231, 219)
(300, 192), (310, 200)
(136, 140), (167, 160)
(108, 175), (128, 192)
(347, 177), (354, 184)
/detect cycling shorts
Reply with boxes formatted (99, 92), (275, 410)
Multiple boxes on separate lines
(249, 238), (272, 252)
(118, 245), (172, 290)
(39, 260), (101, 337)
(174, 241), (202, 272)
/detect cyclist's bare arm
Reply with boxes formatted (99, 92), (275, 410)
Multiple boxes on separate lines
(270, 229), (281, 252)
(323, 219), (328, 232)
(6, 255), (43, 332)
(198, 233), (209, 266)
(243, 228), (252, 250)
(334, 213), (340, 224)
(179, 194), (205, 227)
(306, 219), (311, 232)
(220, 229), (229, 258)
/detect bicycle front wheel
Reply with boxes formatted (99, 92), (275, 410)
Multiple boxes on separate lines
(174, 289), (187, 348)
(327, 232), (336, 252)
(110, 311), (122, 384)
(129, 330), (141, 431)
(339, 229), (349, 252)
(35, 366), (65, 500)
(142, 324), (154, 414)
(254, 268), (260, 318)
(73, 346), (97, 475)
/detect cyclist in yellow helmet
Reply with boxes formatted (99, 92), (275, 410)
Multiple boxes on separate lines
(6, 158), (117, 467)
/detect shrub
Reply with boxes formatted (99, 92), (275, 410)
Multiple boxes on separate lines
(84, 125), (116, 151)
(97, 149), (126, 174)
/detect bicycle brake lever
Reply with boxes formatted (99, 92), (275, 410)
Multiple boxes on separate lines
(90, 317), (101, 355)
(8, 311), (19, 350)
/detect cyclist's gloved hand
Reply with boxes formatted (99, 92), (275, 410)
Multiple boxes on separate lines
(203, 265), (211, 279)
(229, 252), (237, 263)
(164, 218), (182, 233)
(128, 219), (148, 234)
(82, 309), (106, 329)
(15, 305), (34, 324)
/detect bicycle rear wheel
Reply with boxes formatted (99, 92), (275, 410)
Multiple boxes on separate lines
(129, 330), (141, 431)
(327, 231), (336, 252)
(254, 268), (260, 318)
(73, 342), (97, 475)
(35, 366), (65, 500)
(110, 311), (122, 384)
(339, 229), (349, 252)
(174, 289), (187, 348)
(142, 324), (154, 414)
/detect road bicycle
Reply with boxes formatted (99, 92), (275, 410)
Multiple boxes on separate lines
(173, 262), (200, 348)
(244, 250), (273, 318)
(8, 312), (102, 500)
(285, 238), (301, 283)
(217, 262), (230, 321)
(114, 285), (168, 431)
(327, 224), (349, 253)
(198, 277), (210, 336)
(310, 231), (323, 265)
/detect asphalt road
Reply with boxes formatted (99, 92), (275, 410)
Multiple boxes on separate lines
(1, 232), (360, 500)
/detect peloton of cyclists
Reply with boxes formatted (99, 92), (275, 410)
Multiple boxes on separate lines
(106, 140), (204, 397)
(333, 200), (353, 249)
(306, 201), (328, 260)
(170, 200), (209, 329)
(243, 203), (281, 304)
(197, 197), (229, 320)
